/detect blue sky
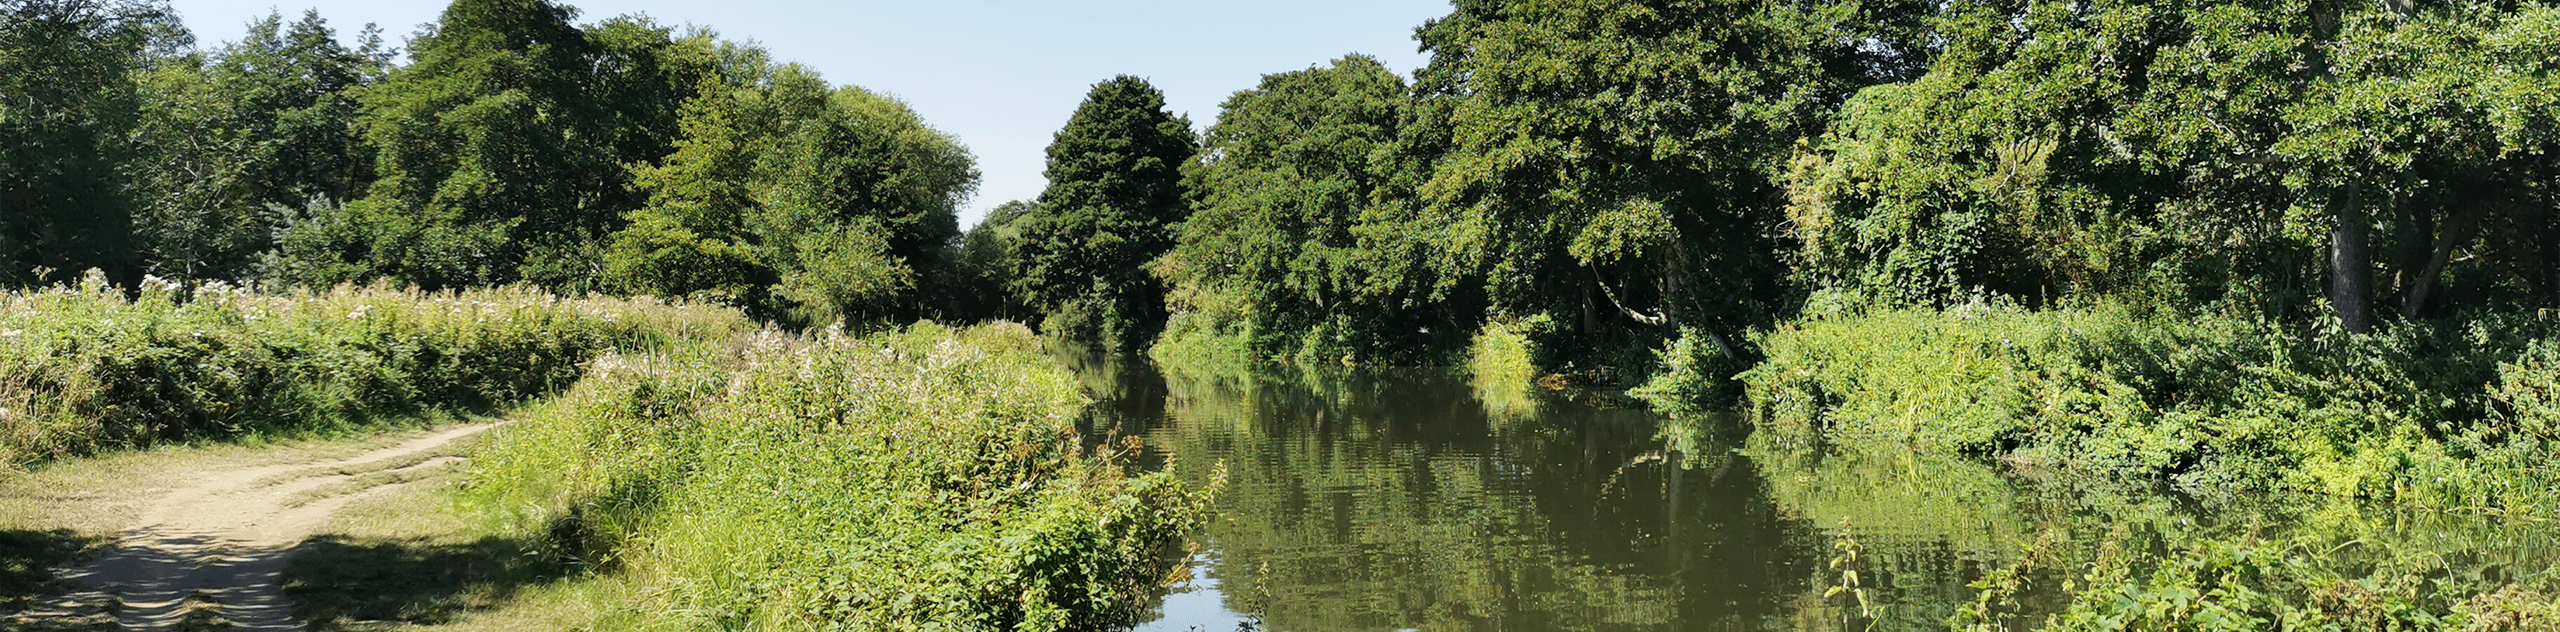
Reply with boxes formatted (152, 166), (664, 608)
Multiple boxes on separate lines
(166, 0), (1453, 227)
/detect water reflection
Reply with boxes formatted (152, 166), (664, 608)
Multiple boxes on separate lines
(1061, 355), (2560, 632)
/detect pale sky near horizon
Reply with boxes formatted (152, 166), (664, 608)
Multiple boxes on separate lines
(165, 0), (1453, 228)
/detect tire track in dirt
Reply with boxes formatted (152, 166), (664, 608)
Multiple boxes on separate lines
(10, 423), (503, 631)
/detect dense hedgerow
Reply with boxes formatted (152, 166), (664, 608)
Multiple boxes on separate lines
(468, 322), (1214, 631)
(0, 273), (749, 466)
(1689, 303), (2560, 511)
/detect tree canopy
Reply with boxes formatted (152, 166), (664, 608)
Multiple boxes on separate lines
(1012, 75), (1197, 351)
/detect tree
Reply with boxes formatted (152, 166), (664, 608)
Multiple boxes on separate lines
(1396, 0), (1927, 373)
(1154, 55), (1426, 362)
(1785, 0), (2560, 326)
(127, 10), (387, 281)
(1013, 76), (1196, 351)
(269, 0), (710, 290)
(606, 52), (978, 326)
(949, 200), (1037, 322)
(0, 0), (177, 286)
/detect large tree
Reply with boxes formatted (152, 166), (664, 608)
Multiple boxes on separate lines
(1013, 75), (1196, 351)
(1392, 0), (1931, 371)
(127, 10), (387, 281)
(266, 0), (711, 290)
(0, 0), (179, 286)
(1153, 55), (1429, 362)
(1786, 0), (2560, 326)
(606, 53), (978, 326)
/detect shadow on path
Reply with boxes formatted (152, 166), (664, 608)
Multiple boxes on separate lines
(286, 533), (575, 631)
(1, 529), (101, 615)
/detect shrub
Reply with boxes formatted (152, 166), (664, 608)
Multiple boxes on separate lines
(1730, 303), (2559, 506)
(1466, 315), (1545, 416)
(0, 273), (749, 466)
(468, 322), (1215, 631)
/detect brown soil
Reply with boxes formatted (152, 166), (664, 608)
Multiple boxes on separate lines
(8, 423), (502, 631)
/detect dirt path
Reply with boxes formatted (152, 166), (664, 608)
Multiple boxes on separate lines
(10, 423), (504, 631)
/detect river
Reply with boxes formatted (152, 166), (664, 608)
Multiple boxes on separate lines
(1061, 354), (2559, 632)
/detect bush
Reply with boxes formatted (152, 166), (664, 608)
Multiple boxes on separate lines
(468, 322), (1215, 631)
(1730, 303), (2560, 507)
(1466, 315), (1545, 416)
(0, 273), (748, 466)
(2026, 533), (2560, 632)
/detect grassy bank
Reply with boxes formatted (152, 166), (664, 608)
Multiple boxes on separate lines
(0, 274), (749, 467)
(463, 322), (1213, 630)
(1637, 304), (2560, 630)
(1659, 304), (2560, 512)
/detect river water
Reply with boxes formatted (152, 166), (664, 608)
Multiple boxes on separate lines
(1064, 355), (2559, 632)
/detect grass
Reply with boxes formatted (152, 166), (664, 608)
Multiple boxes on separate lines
(460, 322), (1215, 631)
(1646, 302), (2560, 631)
(0, 272), (749, 467)
(1697, 302), (2560, 511)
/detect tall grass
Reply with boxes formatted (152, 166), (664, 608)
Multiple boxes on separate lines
(1465, 315), (1544, 417)
(1712, 302), (2560, 511)
(0, 272), (749, 467)
(467, 322), (1215, 631)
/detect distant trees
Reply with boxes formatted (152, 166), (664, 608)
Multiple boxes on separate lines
(0, 0), (981, 331)
(1011, 76), (1196, 351)
(11, 0), (2559, 366)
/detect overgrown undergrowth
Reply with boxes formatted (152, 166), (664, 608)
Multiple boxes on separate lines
(1656, 303), (2560, 513)
(467, 323), (1214, 631)
(0, 273), (749, 467)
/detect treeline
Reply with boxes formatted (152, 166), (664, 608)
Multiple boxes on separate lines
(13, 0), (2560, 373)
(1000, 0), (2560, 381)
(2, 0), (978, 326)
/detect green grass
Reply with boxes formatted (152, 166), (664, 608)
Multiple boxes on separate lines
(0, 273), (750, 467)
(1698, 303), (2560, 512)
(463, 322), (1215, 631)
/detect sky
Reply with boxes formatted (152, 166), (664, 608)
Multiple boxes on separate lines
(165, 0), (1454, 228)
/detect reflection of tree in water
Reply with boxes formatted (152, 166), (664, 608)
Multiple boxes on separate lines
(1070, 357), (2560, 631)
(1748, 441), (2560, 629)
(1138, 363), (1825, 632)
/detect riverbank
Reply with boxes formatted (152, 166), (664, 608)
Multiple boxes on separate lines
(1629, 302), (2560, 630)
(0, 277), (1212, 629)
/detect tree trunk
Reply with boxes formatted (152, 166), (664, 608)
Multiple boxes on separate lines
(2332, 181), (2372, 333)
(2400, 202), (2479, 320)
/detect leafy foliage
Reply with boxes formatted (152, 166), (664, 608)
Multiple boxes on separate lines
(1013, 76), (1196, 351)
(469, 323), (1213, 630)
(1729, 304), (2560, 511)
(0, 0), (178, 286)
(1153, 56), (1437, 365)
(606, 53), (977, 326)
(1786, 1), (2560, 323)
(124, 10), (386, 281)
(266, 0), (713, 291)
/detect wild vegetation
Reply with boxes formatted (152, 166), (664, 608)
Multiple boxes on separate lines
(0, 273), (745, 467)
(13, 0), (2560, 627)
(465, 323), (1212, 630)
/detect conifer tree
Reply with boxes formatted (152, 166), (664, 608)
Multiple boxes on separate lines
(1012, 75), (1196, 350)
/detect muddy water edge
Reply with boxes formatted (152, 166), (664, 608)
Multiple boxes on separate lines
(1057, 354), (2560, 632)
